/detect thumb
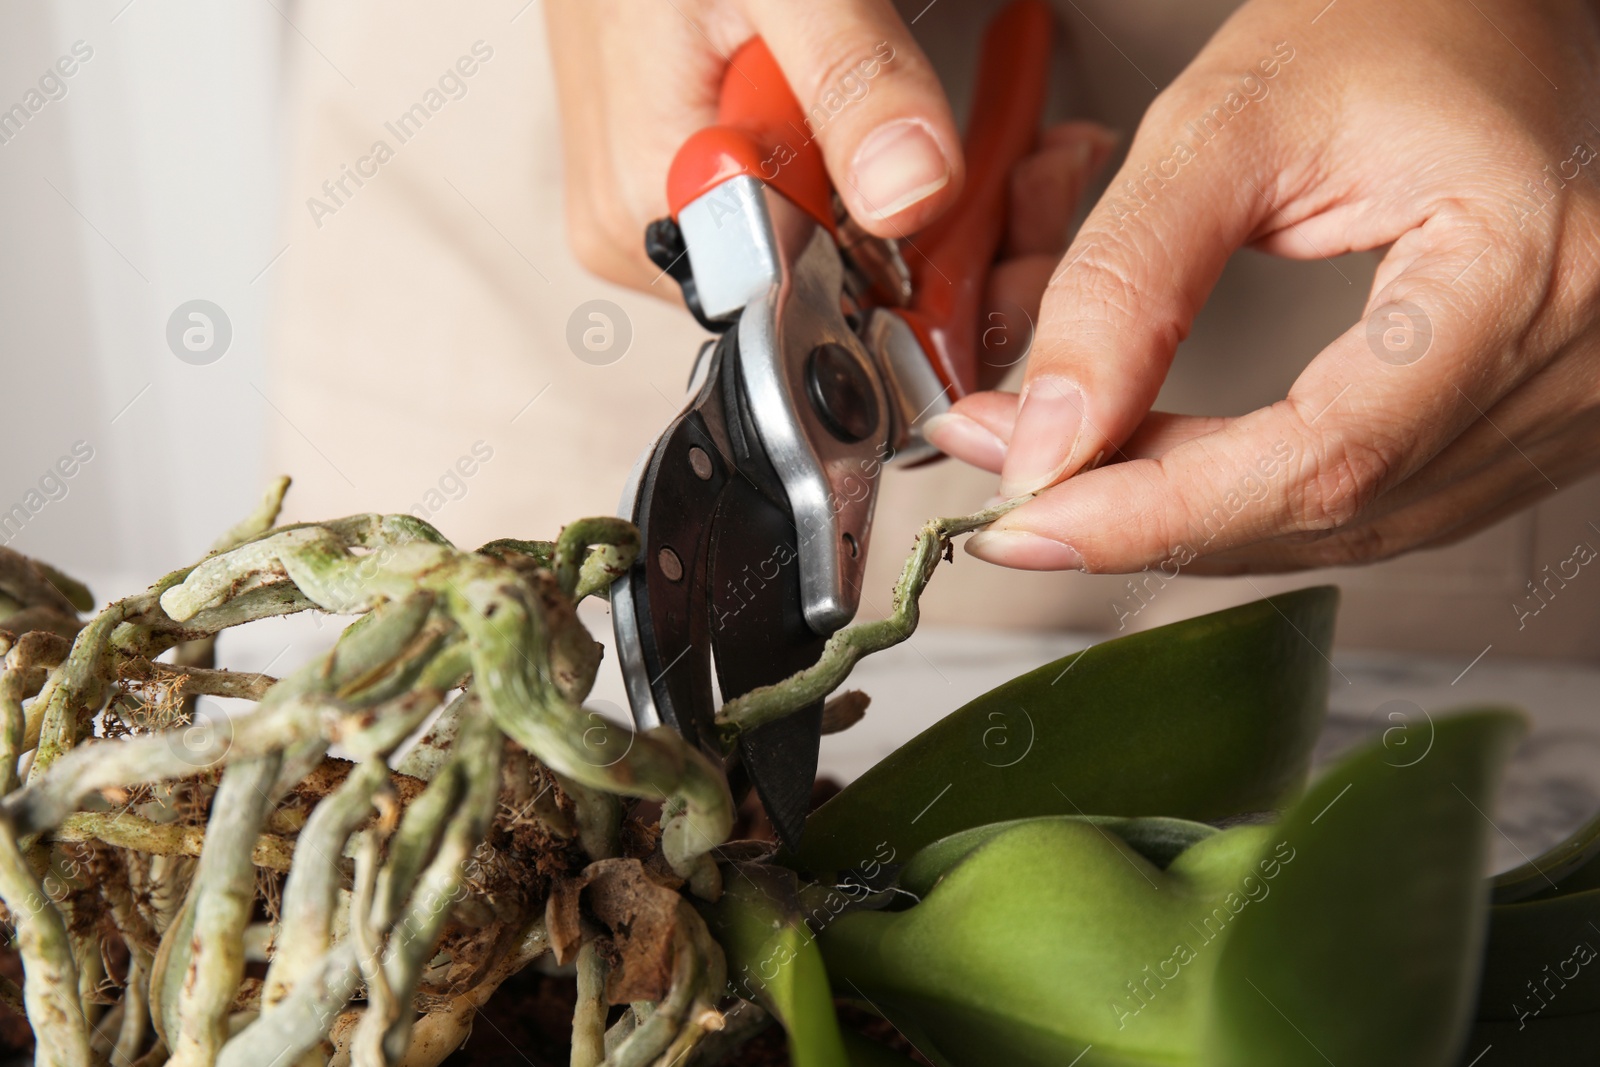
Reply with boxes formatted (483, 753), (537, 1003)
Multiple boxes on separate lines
(748, 0), (963, 234)
(998, 92), (1277, 497)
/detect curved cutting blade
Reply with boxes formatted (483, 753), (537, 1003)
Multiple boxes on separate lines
(613, 326), (827, 848)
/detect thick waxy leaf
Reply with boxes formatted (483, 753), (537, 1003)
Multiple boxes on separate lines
(821, 817), (1276, 1066)
(1469, 801), (1600, 1061)
(1477, 887), (1600, 1028)
(795, 587), (1338, 877)
(840, 1031), (922, 1066)
(1462, 1011), (1600, 1063)
(817, 711), (1522, 1067)
(898, 815), (1217, 898)
(1205, 709), (1524, 1067)
(1491, 809), (1600, 904)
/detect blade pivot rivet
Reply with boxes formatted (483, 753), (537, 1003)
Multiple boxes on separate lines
(688, 446), (714, 480)
(658, 546), (684, 582)
(806, 342), (879, 443)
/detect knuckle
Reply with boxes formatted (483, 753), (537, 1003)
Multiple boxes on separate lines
(1050, 235), (1190, 353)
(564, 197), (639, 286)
(1054, 239), (1139, 307)
(1123, 66), (1285, 178)
(798, 37), (918, 136)
(1140, 70), (1257, 141)
(1140, 80), (1207, 134)
(1288, 433), (1393, 532)
(565, 212), (611, 277)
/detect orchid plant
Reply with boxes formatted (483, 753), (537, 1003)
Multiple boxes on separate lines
(0, 478), (1589, 1067)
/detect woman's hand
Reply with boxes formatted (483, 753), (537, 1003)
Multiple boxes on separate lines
(545, 0), (966, 290)
(928, 0), (1600, 575)
(545, 0), (1116, 384)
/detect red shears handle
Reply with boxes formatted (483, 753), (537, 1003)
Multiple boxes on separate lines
(667, 38), (837, 236)
(666, 0), (1054, 399)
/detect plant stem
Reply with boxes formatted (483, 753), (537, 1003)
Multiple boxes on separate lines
(52, 812), (296, 871)
(553, 516), (640, 601)
(716, 498), (1024, 736)
(373, 711), (503, 1062)
(0, 820), (88, 1067)
(571, 942), (608, 1067)
(209, 476), (291, 555)
(168, 753), (283, 1066)
(262, 759), (387, 1009)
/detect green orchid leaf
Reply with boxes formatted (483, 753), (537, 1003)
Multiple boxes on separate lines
(1462, 1010), (1600, 1063)
(1470, 804), (1600, 1060)
(1476, 886), (1600, 1028)
(820, 815), (1277, 1066)
(840, 1030), (922, 1066)
(795, 587), (1338, 878)
(702, 863), (850, 1067)
(816, 710), (1522, 1067)
(1491, 808), (1600, 904)
(1204, 709), (1525, 1067)
(1461, 733), (1600, 1054)
(898, 815), (1217, 898)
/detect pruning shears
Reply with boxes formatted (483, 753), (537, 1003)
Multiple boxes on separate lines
(612, 0), (1053, 848)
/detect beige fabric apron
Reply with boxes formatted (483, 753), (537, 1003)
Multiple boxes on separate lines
(265, 0), (1600, 661)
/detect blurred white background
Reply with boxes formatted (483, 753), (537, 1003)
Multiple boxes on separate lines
(0, 0), (281, 594)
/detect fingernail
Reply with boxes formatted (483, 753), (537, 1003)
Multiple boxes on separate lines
(966, 530), (1084, 570)
(999, 377), (1084, 497)
(924, 412), (1006, 469)
(851, 119), (951, 220)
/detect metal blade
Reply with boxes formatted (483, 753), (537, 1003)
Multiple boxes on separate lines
(614, 324), (829, 849)
(707, 468), (826, 849)
(612, 411), (724, 747)
(612, 342), (728, 749)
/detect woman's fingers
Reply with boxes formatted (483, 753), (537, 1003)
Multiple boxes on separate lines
(976, 257), (1055, 390)
(1187, 372), (1600, 573)
(1005, 122), (1119, 256)
(546, 0), (726, 288)
(749, 0), (964, 234)
(993, 73), (1284, 499)
(977, 123), (1117, 389)
(927, 397), (1225, 474)
(967, 225), (1542, 572)
(547, 0), (965, 286)
(1188, 456), (1566, 576)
